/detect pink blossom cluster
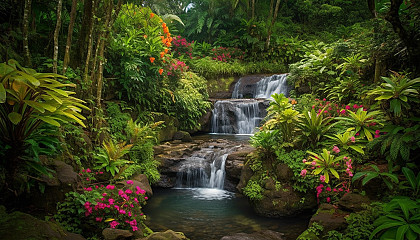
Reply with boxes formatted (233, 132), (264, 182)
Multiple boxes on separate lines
(211, 47), (245, 62)
(167, 60), (188, 76)
(172, 36), (193, 59)
(344, 157), (353, 177)
(312, 99), (367, 117)
(81, 179), (148, 232)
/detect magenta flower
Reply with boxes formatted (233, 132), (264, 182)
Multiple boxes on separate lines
(106, 185), (115, 190)
(86, 168), (92, 173)
(345, 105), (350, 110)
(95, 217), (103, 222)
(300, 169), (307, 177)
(375, 130), (380, 135)
(350, 136), (355, 142)
(327, 197), (331, 203)
(125, 189), (133, 194)
(332, 146), (340, 153)
(108, 198), (115, 205)
(326, 187), (331, 191)
(302, 159), (307, 163)
(126, 180), (134, 185)
(311, 161), (316, 166)
(353, 104), (358, 109)
(320, 175), (326, 183)
(109, 221), (119, 229)
(85, 187), (93, 191)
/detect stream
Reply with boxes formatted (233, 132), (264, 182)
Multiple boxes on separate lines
(144, 75), (309, 239)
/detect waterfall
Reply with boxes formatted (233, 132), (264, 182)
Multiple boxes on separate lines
(211, 100), (263, 134)
(175, 148), (233, 189)
(211, 74), (288, 134)
(254, 74), (288, 98)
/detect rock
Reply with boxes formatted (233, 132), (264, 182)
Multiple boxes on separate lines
(207, 76), (238, 99)
(225, 146), (254, 192)
(220, 230), (285, 240)
(275, 163), (294, 182)
(141, 230), (189, 240)
(102, 228), (133, 240)
(198, 110), (212, 133)
(53, 160), (79, 184)
(338, 193), (371, 212)
(237, 163), (254, 193)
(251, 181), (317, 217)
(154, 114), (179, 142)
(173, 131), (192, 142)
(0, 206), (86, 240)
(131, 174), (153, 196)
(309, 204), (349, 234)
(153, 174), (175, 188)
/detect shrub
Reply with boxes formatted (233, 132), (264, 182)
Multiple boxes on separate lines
(243, 179), (264, 201)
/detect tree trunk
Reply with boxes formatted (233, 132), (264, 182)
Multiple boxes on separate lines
(23, 0), (32, 67)
(83, 0), (96, 83)
(385, 0), (420, 73)
(265, 0), (281, 49)
(77, 0), (94, 65)
(53, 0), (63, 74)
(251, 0), (255, 19)
(367, 0), (377, 18)
(62, 0), (78, 74)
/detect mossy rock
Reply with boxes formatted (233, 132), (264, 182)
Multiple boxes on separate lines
(0, 206), (85, 240)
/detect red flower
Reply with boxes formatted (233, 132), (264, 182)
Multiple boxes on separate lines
(150, 13), (155, 18)
(159, 69), (163, 75)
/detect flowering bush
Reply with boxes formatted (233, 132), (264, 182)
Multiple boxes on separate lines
(172, 36), (193, 60)
(83, 181), (147, 231)
(311, 98), (367, 118)
(56, 170), (149, 235)
(301, 147), (354, 203)
(211, 47), (245, 62)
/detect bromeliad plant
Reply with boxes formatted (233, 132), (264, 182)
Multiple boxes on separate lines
(326, 127), (365, 155)
(368, 72), (420, 123)
(304, 148), (342, 184)
(336, 107), (382, 141)
(298, 106), (337, 149)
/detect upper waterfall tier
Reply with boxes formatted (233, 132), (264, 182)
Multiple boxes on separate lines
(232, 74), (289, 99)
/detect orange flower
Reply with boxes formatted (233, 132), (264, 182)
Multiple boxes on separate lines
(134, 11), (136, 15)
(149, 57), (155, 63)
(160, 52), (165, 58)
(162, 22), (167, 28)
(291, 99), (297, 105)
(165, 42), (171, 47)
(143, 35), (147, 38)
(164, 49), (168, 54)
(150, 13), (155, 18)
(160, 36), (164, 40)
(159, 69), (163, 75)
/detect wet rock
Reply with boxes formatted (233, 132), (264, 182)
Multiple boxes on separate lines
(173, 131), (192, 142)
(198, 110), (212, 133)
(102, 228), (133, 240)
(309, 204), (349, 234)
(220, 230), (285, 240)
(139, 230), (189, 240)
(276, 163), (294, 182)
(338, 193), (371, 212)
(225, 145), (254, 191)
(155, 114), (179, 142)
(0, 206), (86, 240)
(154, 174), (176, 188)
(251, 181), (317, 217)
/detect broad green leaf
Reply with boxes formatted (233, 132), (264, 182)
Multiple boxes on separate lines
(349, 145), (365, 154)
(362, 172), (379, 185)
(402, 167), (417, 190)
(8, 112), (22, 124)
(0, 83), (5, 103)
(34, 115), (61, 127)
(330, 168), (340, 179)
(396, 225), (409, 240)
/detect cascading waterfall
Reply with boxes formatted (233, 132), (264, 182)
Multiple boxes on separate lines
(254, 74), (288, 98)
(175, 148), (234, 189)
(211, 74), (288, 134)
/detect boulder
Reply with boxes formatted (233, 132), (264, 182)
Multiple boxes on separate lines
(338, 193), (371, 212)
(251, 179), (317, 217)
(0, 206), (86, 240)
(131, 174), (153, 196)
(198, 110), (212, 133)
(173, 131), (192, 142)
(225, 146), (254, 192)
(309, 204), (349, 234)
(139, 230), (189, 240)
(102, 228), (133, 240)
(220, 230), (285, 240)
(154, 114), (179, 142)
(275, 163), (294, 182)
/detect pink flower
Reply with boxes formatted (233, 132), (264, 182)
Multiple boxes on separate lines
(375, 130), (380, 135)
(300, 169), (307, 177)
(332, 146), (340, 153)
(327, 197), (331, 203)
(126, 180), (134, 185)
(320, 175), (326, 183)
(106, 185), (115, 190)
(340, 109), (346, 114)
(86, 178), (90, 181)
(311, 161), (316, 166)
(118, 190), (124, 196)
(95, 217), (103, 222)
(323, 98), (326, 101)
(353, 104), (358, 109)
(326, 187), (331, 191)
(374, 134), (380, 138)
(102, 193), (107, 197)
(356, 132), (360, 136)
(144, 197), (148, 200)
(86, 168), (92, 173)
(85, 187), (93, 191)
(302, 159), (307, 163)
(108, 198), (115, 205)
(109, 221), (119, 229)
(350, 136), (355, 142)
(345, 105), (350, 110)
(125, 189), (133, 194)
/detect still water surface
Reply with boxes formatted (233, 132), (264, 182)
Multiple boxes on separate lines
(144, 188), (310, 240)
